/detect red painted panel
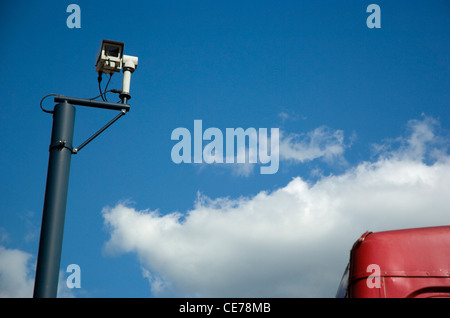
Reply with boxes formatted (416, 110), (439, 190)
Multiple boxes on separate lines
(346, 226), (450, 298)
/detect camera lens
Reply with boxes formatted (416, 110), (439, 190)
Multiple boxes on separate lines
(105, 45), (120, 57)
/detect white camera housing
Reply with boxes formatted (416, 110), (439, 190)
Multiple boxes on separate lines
(95, 40), (124, 75)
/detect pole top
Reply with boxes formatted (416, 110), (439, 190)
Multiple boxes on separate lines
(54, 95), (130, 112)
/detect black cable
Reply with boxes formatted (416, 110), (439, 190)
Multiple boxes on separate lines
(103, 74), (113, 102)
(89, 89), (121, 101)
(40, 73), (120, 114)
(40, 94), (58, 114)
(97, 72), (105, 101)
(97, 72), (115, 102)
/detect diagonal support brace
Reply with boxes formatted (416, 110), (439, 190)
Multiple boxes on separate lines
(72, 109), (127, 154)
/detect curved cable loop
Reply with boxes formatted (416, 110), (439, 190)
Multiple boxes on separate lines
(39, 94), (58, 114)
(41, 89), (122, 114)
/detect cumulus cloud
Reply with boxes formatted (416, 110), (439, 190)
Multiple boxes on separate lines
(201, 125), (347, 177)
(102, 117), (450, 297)
(279, 126), (346, 164)
(0, 245), (77, 297)
(0, 246), (34, 297)
(372, 116), (447, 163)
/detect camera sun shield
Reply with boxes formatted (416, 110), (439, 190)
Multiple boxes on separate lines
(95, 40), (124, 74)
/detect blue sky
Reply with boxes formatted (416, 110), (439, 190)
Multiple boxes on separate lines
(0, 0), (449, 297)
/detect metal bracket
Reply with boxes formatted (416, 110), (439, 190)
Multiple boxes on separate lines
(49, 140), (73, 153)
(47, 95), (130, 155)
(72, 109), (127, 154)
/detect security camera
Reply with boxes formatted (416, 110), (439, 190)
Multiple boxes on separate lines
(95, 39), (139, 103)
(95, 40), (124, 74)
(120, 55), (138, 101)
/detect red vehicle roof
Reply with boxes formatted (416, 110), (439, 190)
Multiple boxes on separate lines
(345, 225), (450, 298)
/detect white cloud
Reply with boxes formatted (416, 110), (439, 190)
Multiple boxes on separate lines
(372, 116), (447, 163)
(278, 111), (307, 123)
(279, 126), (346, 164)
(201, 125), (347, 177)
(102, 117), (450, 297)
(0, 246), (34, 297)
(278, 111), (290, 122)
(0, 245), (77, 298)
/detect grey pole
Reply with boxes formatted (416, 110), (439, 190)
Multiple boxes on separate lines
(33, 101), (76, 298)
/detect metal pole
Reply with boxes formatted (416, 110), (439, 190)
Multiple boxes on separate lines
(33, 101), (75, 298)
